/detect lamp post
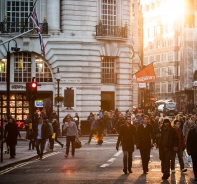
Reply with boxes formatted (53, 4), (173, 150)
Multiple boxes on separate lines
(55, 68), (61, 136)
(6, 40), (20, 119)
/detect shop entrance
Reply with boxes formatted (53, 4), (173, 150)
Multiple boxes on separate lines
(101, 91), (115, 111)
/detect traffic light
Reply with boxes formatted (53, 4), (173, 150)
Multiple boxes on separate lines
(26, 82), (37, 100)
(30, 82), (37, 98)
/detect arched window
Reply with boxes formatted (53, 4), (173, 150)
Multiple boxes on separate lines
(0, 51), (53, 83)
(0, 60), (6, 82)
(35, 55), (52, 82)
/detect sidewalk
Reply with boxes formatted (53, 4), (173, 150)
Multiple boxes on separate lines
(0, 132), (117, 169)
(0, 138), (39, 169)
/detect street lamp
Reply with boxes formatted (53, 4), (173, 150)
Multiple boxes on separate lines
(55, 68), (61, 136)
(6, 39), (20, 119)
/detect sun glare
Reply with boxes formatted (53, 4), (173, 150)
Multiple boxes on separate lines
(160, 0), (185, 23)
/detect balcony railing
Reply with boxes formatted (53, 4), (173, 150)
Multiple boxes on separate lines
(96, 22), (127, 38)
(0, 21), (48, 34)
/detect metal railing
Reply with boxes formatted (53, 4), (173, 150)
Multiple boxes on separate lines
(0, 21), (48, 34)
(96, 22), (127, 38)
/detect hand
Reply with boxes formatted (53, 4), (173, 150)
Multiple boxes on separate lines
(116, 145), (119, 151)
(174, 147), (178, 152)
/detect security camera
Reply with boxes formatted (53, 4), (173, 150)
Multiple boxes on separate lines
(11, 47), (20, 52)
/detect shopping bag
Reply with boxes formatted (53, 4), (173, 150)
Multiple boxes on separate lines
(75, 138), (82, 149)
(52, 133), (56, 139)
(45, 140), (50, 152)
(188, 155), (192, 162)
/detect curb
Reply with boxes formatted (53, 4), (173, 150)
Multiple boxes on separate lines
(0, 151), (52, 170)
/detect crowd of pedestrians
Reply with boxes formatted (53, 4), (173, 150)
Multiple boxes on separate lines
(1, 106), (197, 181)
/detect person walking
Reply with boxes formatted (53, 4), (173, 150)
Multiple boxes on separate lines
(3, 118), (19, 159)
(52, 119), (64, 148)
(44, 119), (54, 151)
(116, 115), (136, 174)
(187, 119), (197, 181)
(171, 120), (187, 173)
(159, 118), (178, 180)
(34, 117), (48, 160)
(63, 114), (79, 158)
(136, 115), (154, 174)
(85, 114), (98, 144)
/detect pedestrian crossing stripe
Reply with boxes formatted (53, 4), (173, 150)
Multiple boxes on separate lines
(0, 152), (60, 175)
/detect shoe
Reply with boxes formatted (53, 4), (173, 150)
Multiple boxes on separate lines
(28, 148), (31, 150)
(123, 169), (127, 174)
(38, 156), (42, 160)
(181, 168), (187, 172)
(171, 169), (176, 173)
(64, 154), (68, 158)
(61, 144), (64, 148)
(128, 169), (133, 173)
(9, 156), (15, 159)
(143, 170), (148, 174)
(85, 142), (90, 145)
(190, 178), (197, 181)
(162, 172), (170, 180)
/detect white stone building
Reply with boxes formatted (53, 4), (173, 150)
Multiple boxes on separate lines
(0, 0), (138, 125)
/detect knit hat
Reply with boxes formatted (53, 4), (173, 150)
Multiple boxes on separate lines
(163, 118), (171, 124)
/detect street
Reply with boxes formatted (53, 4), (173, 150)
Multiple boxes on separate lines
(0, 136), (195, 184)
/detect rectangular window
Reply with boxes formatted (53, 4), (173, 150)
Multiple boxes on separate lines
(7, 0), (34, 32)
(0, 61), (6, 82)
(101, 56), (116, 84)
(161, 67), (167, 76)
(161, 82), (166, 93)
(155, 68), (160, 77)
(101, 0), (117, 35)
(168, 52), (174, 61)
(168, 83), (172, 93)
(155, 82), (160, 93)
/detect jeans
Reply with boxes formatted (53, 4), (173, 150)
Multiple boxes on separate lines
(171, 149), (184, 170)
(9, 144), (16, 157)
(191, 154), (197, 178)
(123, 151), (133, 171)
(35, 139), (46, 158)
(161, 149), (173, 174)
(88, 130), (96, 143)
(140, 148), (151, 172)
(66, 136), (75, 156)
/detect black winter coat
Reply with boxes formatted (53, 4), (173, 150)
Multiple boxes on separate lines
(187, 127), (197, 156)
(4, 123), (19, 145)
(116, 123), (136, 152)
(137, 124), (154, 150)
(34, 123), (48, 140)
(159, 126), (178, 150)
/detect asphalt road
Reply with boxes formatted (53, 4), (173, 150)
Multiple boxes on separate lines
(0, 136), (195, 184)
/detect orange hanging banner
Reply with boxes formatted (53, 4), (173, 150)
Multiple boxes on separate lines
(135, 63), (156, 83)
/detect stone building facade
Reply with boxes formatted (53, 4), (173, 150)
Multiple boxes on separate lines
(0, 0), (137, 124)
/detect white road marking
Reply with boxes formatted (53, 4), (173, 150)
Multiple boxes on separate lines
(108, 158), (116, 162)
(100, 150), (122, 168)
(100, 163), (110, 167)
(114, 150), (122, 157)
(0, 152), (60, 175)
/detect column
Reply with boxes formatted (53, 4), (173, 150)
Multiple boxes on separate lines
(47, 0), (60, 34)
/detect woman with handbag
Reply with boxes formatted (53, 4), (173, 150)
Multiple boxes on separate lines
(63, 114), (79, 158)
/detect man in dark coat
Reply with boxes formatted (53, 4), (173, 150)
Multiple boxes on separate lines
(34, 117), (48, 160)
(4, 118), (19, 159)
(187, 119), (197, 181)
(159, 118), (178, 180)
(136, 115), (154, 174)
(116, 115), (137, 174)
